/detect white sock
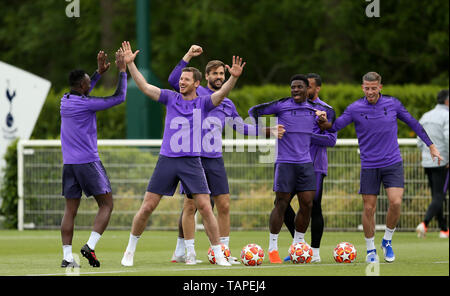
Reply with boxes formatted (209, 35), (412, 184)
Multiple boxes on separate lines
(63, 245), (73, 262)
(383, 227), (395, 241)
(312, 247), (320, 257)
(365, 236), (376, 251)
(86, 231), (101, 250)
(268, 233), (278, 252)
(211, 244), (224, 259)
(175, 237), (185, 257)
(126, 233), (140, 253)
(219, 236), (230, 247)
(185, 239), (195, 255)
(293, 231), (305, 245)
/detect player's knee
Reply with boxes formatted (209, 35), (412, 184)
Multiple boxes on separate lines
(102, 198), (114, 213)
(389, 198), (402, 209)
(302, 198), (313, 209)
(216, 200), (230, 215)
(196, 201), (213, 216)
(364, 204), (376, 215)
(183, 203), (196, 215)
(274, 202), (288, 216)
(140, 202), (156, 216)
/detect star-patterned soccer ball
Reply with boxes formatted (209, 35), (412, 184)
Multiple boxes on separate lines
(240, 244), (265, 266)
(289, 242), (313, 264)
(207, 243), (231, 264)
(333, 242), (357, 263)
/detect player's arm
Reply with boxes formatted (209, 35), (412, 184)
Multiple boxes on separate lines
(121, 41), (161, 101)
(311, 128), (337, 147)
(312, 108), (337, 146)
(210, 56), (245, 106)
(395, 99), (442, 164)
(86, 49), (127, 111)
(226, 103), (285, 138)
(88, 50), (111, 94)
(248, 100), (281, 119)
(316, 106), (352, 133)
(168, 45), (203, 91)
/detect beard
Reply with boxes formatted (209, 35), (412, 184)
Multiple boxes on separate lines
(209, 78), (224, 90)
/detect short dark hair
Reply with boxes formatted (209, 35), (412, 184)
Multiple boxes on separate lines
(290, 74), (309, 87)
(437, 89), (449, 104)
(306, 73), (322, 86)
(182, 67), (202, 82)
(69, 69), (87, 88)
(205, 60), (225, 75)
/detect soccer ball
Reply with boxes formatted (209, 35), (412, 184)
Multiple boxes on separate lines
(207, 243), (231, 264)
(289, 242), (313, 264)
(240, 244), (264, 266)
(333, 242), (357, 263)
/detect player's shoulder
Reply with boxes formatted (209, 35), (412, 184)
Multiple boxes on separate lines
(221, 98), (235, 107)
(380, 94), (405, 107)
(381, 94), (400, 102)
(277, 97), (291, 103)
(161, 88), (181, 97)
(348, 96), (368, 109)
(308, 98), (334, 111)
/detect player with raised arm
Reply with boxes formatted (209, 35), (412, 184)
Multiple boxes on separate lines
(60, 49), (127, 268)
(248, 74), (326, 264)
(168, 45), (285, 265)
(316, 72), (442, 263)
(119, 41), (245, 267)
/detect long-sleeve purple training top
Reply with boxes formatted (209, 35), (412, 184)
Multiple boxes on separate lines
(329, 94), (432, 169)
(168, 59), (259, 158)
(60, 71), (127, 164)
(249, 97), (332, 164)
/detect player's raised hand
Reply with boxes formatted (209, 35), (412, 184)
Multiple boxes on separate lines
(97, 50), (110, 75)
(188, 45), (203, 57)
(121, 41), (140, 64)
(115, 48), (126, 72)
(226, 56), (246, 78)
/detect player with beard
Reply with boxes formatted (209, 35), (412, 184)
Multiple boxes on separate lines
(167, 45), (285, 264)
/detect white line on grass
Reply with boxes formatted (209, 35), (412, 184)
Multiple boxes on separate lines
(19, 262), (374, 276)
(13, 260), (448, 276)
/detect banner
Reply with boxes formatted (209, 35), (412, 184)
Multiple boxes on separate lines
(0, 61), (51, 187)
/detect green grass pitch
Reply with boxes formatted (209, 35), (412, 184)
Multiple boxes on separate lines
(0, 229), (448, 276)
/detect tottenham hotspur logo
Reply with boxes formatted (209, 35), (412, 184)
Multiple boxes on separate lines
(2, 80), (18, 139)
(6, 81), (16, 128)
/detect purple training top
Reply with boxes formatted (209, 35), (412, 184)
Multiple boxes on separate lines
(330, 94), (433, 169)
(168, 59), (258, 158)
(249, 98), (319, 164)
(60, 71), (127, 164)
(158, 89), (217, 157)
